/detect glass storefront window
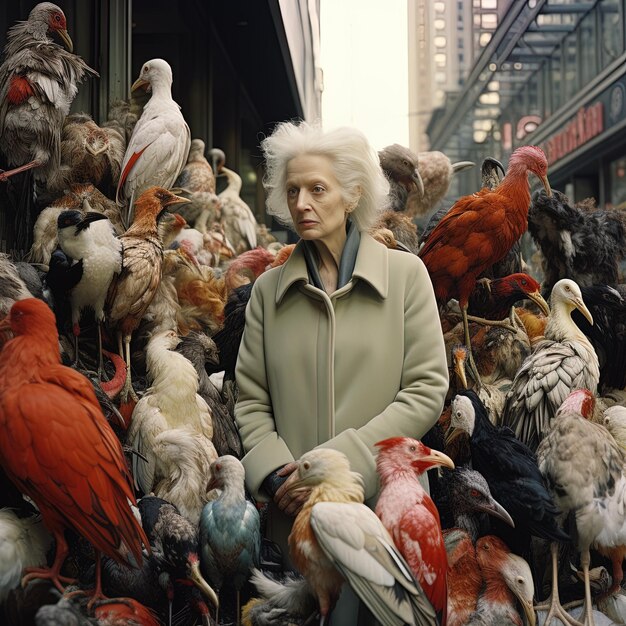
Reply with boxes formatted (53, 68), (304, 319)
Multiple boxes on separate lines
(550, 50), (562, 112)
(563, 32), (578, 101)
(609, 156), (626, 210)
(579, 9), (598, 87)
(600, 0), (623, 69)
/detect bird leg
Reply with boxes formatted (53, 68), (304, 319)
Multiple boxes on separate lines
(119, 332), (138, 403)
(466, 313), (517, 334)
(580, 549), (596, 626)
(21, 531), (77, 593)
(0, 159), (42, 182)
(96, 321), (105, 381)
(534, 542), (584, 626)
(461, 305), (482, 387)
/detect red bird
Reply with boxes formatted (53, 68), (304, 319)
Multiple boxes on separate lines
(419, 146), (551, 381)
(0, 298), (148, 599)
(375, 436), (454, 624)
(94, 597), (161, 626)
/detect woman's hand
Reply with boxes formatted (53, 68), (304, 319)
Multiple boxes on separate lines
(273, 462), (311, 517)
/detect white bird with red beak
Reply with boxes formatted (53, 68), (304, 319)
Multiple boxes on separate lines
(116, 58), (190, 226)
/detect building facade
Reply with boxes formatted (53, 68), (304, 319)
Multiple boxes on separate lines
(425, 0), (626, 209)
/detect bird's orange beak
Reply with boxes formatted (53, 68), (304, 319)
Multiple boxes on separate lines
(131, 77), (150, 92)
(527, 290), (550, 316)
(56, 28), (73, 52)
(452, 346), (469, 390)
(541, 174), (552, 197)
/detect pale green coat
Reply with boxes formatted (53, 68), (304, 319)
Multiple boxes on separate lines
(235, 233), (449, 508)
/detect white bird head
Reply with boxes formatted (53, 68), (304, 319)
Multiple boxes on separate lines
(207, 455), (245, 491)
(549, 279), (593, 325)
(450, 392), (478, 437)
(132, 58), (173, 93)
(499, 552), (536, 626)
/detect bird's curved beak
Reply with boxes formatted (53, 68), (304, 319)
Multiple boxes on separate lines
(421, 449), (455, 470)
(573, 297), (594, 325)
(164, 194), (191, 207)
(475, 497), (515, 528)
(451, 161), (475, 174)
(509, 576), (536, 626)
(541, 174), (552, 198)
(527, 290), (550, 317)
(131, 77), (150, 92)
(188, 559), (219, 608)
(57, 28), (73, 52)
(482, 157), (505, 181)
(444, 426), (463, 447)
(412, 169), (425, 197)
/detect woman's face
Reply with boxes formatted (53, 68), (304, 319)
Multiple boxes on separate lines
(286, 154), (352, 249)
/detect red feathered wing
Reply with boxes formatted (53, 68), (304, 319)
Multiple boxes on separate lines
(419, 189), (523, 306)
(393, 497), (448, 620)
(0, 363), (147, 565)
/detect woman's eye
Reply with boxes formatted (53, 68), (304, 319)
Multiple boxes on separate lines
(313, 185), (324, 193)
(287, 188), (297, 197)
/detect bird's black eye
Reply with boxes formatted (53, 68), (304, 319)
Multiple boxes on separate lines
(54, 13), (61, 22)
(517, 576), (524, 584)
(403, 160), (410, 167)
(483, 543), (490, 551)
(565, 285), (570, 291)
(302, 461), (310, 471)
(409, 445), (416, 452)
(456, 411), (462, 418)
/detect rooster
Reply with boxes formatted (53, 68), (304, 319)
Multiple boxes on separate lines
(528, 190), (626, 296)
(419, 146), (551, 383)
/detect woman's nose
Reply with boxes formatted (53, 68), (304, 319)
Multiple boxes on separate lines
(296, 189), (311, 210)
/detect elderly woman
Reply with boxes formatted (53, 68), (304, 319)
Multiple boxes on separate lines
(235, 121), (448, 619)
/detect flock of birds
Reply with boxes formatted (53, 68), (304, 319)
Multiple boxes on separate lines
(3, 3), (626, 626)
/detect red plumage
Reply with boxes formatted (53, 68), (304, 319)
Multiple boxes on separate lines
(375, 436), (454, 623)
(6, 75), (34, 104)
(419, 146), (551, 309)
(94, 598), (161, 626)
(0, 298), (148, 594)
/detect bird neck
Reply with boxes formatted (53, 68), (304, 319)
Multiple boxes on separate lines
(545, 302), (591, 345)
(148, 80), (174, 101)
(376, 457), (421, 487)
(495, 166), (531, 214)
(308, 480), (364, 505)
(125, 215), (161, 239)
(0, 333), (61, 375)
(476, 578), (517, 616)
(452, 512), (480, 543)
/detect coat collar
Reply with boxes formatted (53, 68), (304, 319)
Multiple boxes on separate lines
(275, 232), (388, 304)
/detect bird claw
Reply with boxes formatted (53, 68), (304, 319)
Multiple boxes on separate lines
(21, 568), (77, 594)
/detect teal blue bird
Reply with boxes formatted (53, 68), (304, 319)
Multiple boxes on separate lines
(200, 455), (261, 625)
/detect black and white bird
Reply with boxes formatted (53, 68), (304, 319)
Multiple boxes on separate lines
(56, 209), (122, 375)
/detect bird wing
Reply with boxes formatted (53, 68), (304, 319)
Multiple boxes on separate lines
(117, 105), (191, 203)
(106, 237), (162, 324)
(0, 365), (145, 564)
(310, 502), (436, 626)
(418, 190), (519, 302)
(503, 339), (594, 451)
(126, 394), (166, 494)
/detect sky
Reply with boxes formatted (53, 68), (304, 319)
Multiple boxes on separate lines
(319, 0), (409, 152)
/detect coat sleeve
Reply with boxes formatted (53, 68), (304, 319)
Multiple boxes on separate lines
(234, 277), (295, 501)
(318, 255), (449, 500)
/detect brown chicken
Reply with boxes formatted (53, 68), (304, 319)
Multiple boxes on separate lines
(419, 146), (552, 383)
(106, 186), (189, 401)
(371, 209), (420, 254)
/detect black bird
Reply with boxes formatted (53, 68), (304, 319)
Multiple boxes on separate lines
(528, 189), (626, 296)
(447, 390), (568, 556)
(137, 496), (219, 618)
(439, 466), (514, 542)
(575, 284), (626, 392)
(378, 143), (424, 212)
(207, 283), (253, 414)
